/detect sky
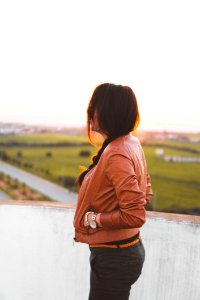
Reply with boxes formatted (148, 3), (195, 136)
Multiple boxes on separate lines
(0, 0), (199, 132)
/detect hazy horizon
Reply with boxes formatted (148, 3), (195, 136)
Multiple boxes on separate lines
(0, 114), (199, 133)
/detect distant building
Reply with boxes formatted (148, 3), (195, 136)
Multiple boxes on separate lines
(155, 148), (164, 156)
(163, 155), (200, 163)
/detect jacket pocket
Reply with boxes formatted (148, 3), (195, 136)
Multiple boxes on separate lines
(75, 205), (103, 235)
(76, 227), (103, 236)
(74, 206), (91, 233)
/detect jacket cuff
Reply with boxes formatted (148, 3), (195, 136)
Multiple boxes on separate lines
(99, 212), (116, 229)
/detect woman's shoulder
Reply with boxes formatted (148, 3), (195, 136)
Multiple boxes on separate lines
(103, 134), (142, 159)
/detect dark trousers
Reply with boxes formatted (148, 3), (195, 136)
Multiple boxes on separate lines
(88, 239), (145, 300)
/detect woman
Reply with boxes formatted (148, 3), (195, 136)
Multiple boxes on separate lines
(73, 83), (153, 300)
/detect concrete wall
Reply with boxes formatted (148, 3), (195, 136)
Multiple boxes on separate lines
(0, 201), (199, 300)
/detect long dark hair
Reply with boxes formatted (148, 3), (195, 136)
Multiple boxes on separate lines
(77, 83), (140, 186)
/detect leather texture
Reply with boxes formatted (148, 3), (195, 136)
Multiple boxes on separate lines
(73, 133), (153, 244)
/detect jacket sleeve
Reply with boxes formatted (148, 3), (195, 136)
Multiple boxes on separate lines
(100, 153), (147, 230)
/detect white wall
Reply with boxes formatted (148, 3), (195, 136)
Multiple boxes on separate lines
(0, 202), (199, 300)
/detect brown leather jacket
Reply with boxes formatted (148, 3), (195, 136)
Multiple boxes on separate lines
(73, 133), (153, 245)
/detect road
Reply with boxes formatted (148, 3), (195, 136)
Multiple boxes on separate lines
(0, 161), (77, 204)
(0, 190), (10, 200)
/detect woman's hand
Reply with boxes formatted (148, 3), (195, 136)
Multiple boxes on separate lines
(84, 212), (102, 227)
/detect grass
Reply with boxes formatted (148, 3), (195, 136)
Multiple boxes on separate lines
(0, 133), (89, 145)
(144, 146), (200, 213)
(1, 145), (95, 177)
(0, 172), (52, 201)
(144, 139), (200, 152)
(1, 133), (200, 214)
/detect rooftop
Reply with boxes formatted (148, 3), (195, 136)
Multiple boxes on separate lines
(0, 200), (199, 300)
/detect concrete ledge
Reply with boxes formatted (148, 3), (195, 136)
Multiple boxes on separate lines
(0, 199), (76, 209)
(147, 210), (200, 224)
(0, 201), (199, 300)
(1, 200), (199, 223)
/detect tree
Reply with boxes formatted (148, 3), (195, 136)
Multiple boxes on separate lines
(46, 151), (52, 158)
(58, 176), (76, 187)
(79, 150), (91, 157)
(16, 151), (23, 158)
(0, 151), (8, 161)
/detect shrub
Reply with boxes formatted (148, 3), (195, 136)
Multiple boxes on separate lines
(24, 162), (30, 168)
(5, 175), (11, 184)
(46, 151), (52, 158)
(11, 179), (18, 189)
(16, 151), (23, 158)
(0, 151), (8, 161)
(58, 176), (76, 187)
(79, 150), (91, 157)
(22, 182), (26, 189)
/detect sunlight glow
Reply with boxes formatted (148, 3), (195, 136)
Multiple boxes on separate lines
(0, 0), (199, 131)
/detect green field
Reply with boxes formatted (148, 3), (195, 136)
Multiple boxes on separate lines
(144, 139), (200, 153)
(0, 134), (89, 145)
(1, 145), (93, 177)
(143, 146), (200, 213)
(0, 133), (199, 215)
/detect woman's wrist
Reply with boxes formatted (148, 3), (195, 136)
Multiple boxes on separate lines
(84, 212), (102, 228)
